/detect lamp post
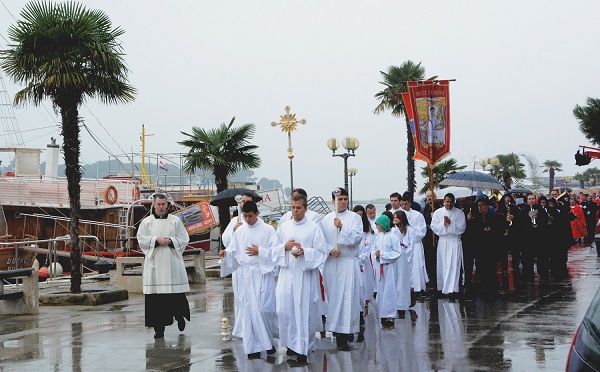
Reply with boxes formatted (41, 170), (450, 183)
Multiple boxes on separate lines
(327, 136), (359, 192)
(348, 168), (357, 209)
(272, 106), (306, 193)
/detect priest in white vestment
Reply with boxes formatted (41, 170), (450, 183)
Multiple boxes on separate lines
(221, 192), (255, 332)
(268, 194), (327, 365)
(219, 201), (278, 359)
(137, 194), (190, 339)
(431, 193), (467, 296)
(321, 188), (363, 351)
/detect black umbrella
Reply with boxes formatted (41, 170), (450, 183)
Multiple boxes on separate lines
(209, 188), (262, 207)
(508, 187), (532, 194)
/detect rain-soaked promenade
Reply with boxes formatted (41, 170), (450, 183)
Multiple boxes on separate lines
(1, 243), (600, 371)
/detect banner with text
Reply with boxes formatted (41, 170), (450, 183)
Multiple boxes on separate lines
(407, 80), (451, 165)
(172, 201), (217, 235)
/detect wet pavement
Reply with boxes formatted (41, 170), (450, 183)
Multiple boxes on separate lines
(1, 243), (600, 371)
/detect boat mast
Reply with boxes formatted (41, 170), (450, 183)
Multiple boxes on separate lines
(0, 74), (25, 147)
(140, 125), (156, 188)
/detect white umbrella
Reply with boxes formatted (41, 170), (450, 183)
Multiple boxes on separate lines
(439, 170), (503, 190)
(435, 186), (473, 199)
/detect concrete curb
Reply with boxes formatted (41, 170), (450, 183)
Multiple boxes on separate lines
(39, 289), (129, 306)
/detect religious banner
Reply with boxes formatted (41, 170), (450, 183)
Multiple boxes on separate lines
(406, 80), (451, 165)
(172, 201), (217, 235)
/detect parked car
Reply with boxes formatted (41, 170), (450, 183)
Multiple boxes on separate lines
(566, 287), (600, 371)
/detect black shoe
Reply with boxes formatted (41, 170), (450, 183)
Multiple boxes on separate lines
(286, 347), (298, 356)
(320, 331), (327, 338)
(267, 346), (276, 355)
(296, 354), (308, 363)
(248, 352), (261, 359)
(397, 310), (406, 319)
(153, 331), (164, 339)
(177, 317), (186, 331)
(410, 290), (417, 307)
(287, 358), (309, 367)
(356, 332), (364, 342)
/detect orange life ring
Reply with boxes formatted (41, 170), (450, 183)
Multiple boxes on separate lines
(104, 185), (118, 205)
(132, 185), (141, 200)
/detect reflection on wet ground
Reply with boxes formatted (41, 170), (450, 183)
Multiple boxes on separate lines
(0, 243), (599, 371)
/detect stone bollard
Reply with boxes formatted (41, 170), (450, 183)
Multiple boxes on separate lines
(116, 257), (145, 294)
(0, 270), (39, 315)
(187, 250), (206, 284)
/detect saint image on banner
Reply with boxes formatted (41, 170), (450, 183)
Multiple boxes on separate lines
(417, 97), (446, 148)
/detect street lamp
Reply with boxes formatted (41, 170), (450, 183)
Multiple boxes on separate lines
(327, 136), (359, 192)
(348, 168), (357, 209)
(478, 157), (500, 172)
(272, 106), (306, 193)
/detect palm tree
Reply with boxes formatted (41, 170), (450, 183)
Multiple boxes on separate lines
(542, 160), (562, 193)
(179, 117), (261, 236)
(583, 167), (600, 187)
(419, 158), (466, 194)
(490, 153), (526, 190)
(374, 61), (436, 194)
(574, 172), (587, 189)
(0, 1), (135, 293)
(574, 97), (600, 145)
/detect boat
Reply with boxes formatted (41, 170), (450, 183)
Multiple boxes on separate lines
(0, 132), (223, 274)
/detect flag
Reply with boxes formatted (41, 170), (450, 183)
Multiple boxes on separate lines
(159, 161), (169, 172)
(406, 80), (451, 166)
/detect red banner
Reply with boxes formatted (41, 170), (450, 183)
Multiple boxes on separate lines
(406, 80), (451, 166)
(172, 201), (217, 234)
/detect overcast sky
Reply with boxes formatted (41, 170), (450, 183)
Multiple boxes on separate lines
(1, 1), (598, 200)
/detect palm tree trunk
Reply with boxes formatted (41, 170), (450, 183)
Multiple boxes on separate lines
(548, 168), (555, 194)
(404, 116), (416, 194)
(214, 168), (230, 246)
(61, 104), (82, 293)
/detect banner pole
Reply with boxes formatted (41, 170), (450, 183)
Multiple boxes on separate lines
(428, 163), (436, 247)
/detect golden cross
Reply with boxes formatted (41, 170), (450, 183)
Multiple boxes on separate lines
(271, 106), (307, 158)
(271, 106), (307, 192)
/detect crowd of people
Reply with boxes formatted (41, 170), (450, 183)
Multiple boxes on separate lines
(137, 187), (598, 366)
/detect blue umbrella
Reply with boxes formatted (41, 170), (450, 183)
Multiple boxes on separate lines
(439, 170), (503, 190)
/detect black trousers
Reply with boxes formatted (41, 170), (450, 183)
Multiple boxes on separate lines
(145, 293), (190, 328)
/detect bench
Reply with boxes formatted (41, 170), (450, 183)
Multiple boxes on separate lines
(0, 267), (39, 315)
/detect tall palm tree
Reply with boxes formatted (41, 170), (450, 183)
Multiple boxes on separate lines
(0, 1), (135, 293)
(491, 153), (526, 190)
(574, 97), (600, 145)
(419, 158), (466, 194)
(374, 61), (434, 194)
(542, 160), (562, 193)
(179, 117), (261, 236)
